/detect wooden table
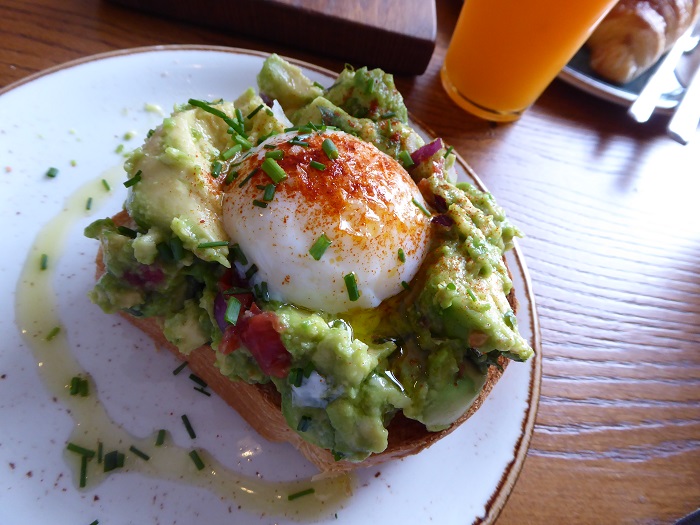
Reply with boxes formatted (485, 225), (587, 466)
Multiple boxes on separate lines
(2, 1), (699, 523)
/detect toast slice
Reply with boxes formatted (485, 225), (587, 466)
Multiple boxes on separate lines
(95, 210), (511, 474)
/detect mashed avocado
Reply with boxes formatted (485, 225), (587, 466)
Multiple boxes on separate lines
(86, 55), (533, 463)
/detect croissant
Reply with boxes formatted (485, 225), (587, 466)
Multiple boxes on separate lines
(587, 0), (700, 84)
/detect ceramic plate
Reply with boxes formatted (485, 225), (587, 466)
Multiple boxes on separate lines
(0, 46), (541, 525)
(559, 45), (683, 114)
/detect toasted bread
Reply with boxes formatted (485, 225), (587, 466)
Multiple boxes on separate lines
(95, 210), (512, 474)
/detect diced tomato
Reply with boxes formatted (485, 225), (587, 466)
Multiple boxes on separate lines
(220, 305), (290, 378)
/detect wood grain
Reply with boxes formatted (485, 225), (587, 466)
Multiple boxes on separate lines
(2, 0), (699, 523)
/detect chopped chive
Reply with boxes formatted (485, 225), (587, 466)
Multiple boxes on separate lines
(233, 134), (253, 150)
(189, 450), (205, 470)
(189, 374), (207, 388)
(155, 429), (166, 446)
(231, 243), (248, 265)
(262, 183), (276, 202)
(123, 170), (142, 188)
(252, 199), (268, 208)
(69, 376), (89, 397)
(261, 158), (287, 184)
(399, 150), (414, 168)
(289, 368), (303, 387)
(222, 144), (243, 160)
(225, 296), (242, 325)
(398, 248), (406, 263)
(313, 81), (325, 89)
(103, 450), (125, 473)
(365, 78), (374, 94)
(172, 361), (188, 375)
(245, 264), (258, 279)
(309, 233), (332, 260)
(46, 167), (59, 178)
(259, 281), (270, 302)
(40, 253), (48, 270)
(69, 376), (80, 395)
(211, 160), (223, 178)
(225, 169), (238, 185)
(45, 326), (60, 341)
(297, 415), (312, 432)
(89, 520), (99, 525)
(129, 445), (150, 461)
(238, 167), (259, 188)
(322, 138), (339, 160)
(97, 441), (103, 463)
(197, 240), (229, 249)
(288, 488), (315, 501)
(66, 442), (96, 458)
(380, 111), (395, 119)
(181, 414), (196, 439)
(264, 149), (284, 160)
(223, 286), (251, 295)
(187, 99), (238, 130)
(194, 387), (211, 396)
(289, 138), (309, 147)
(309, 160), (326, 171)
(412, 198), (431, 217)
(117, 226), (138, 238)
(235, 107), (244, 125)
(85, 197), (93, 210)
(246, 104), (264, 119)
(444, 145), (454, 158)
(466, 288), (477, 301)
(101, 179), (111, 191)
(401, 281), (411, 290)
(79, 455), (88, 488)
(344, 273), (360, 302)
(285, 126), (299, 132)
(446, 282), (457, 291)
(263, 143), (276, 150)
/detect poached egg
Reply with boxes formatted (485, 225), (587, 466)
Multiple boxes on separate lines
(222, 130), (431, 313)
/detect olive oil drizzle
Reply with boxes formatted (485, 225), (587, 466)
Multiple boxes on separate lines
(14, 168), (351, 520)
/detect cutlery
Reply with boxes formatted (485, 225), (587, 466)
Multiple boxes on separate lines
(628, 29), (700, 123)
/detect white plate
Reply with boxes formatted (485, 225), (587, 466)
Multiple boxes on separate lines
(0, 46), (542, 525)
(559, 45), (683, 114)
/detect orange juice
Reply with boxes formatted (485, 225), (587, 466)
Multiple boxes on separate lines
(441, 0), (617, 121)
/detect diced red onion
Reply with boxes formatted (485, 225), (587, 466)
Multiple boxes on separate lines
(433, 194), (448, 213)
(410, 138), (443, 166)
(214, 292), (228, 332)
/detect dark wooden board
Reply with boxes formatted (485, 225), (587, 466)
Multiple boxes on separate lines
(107, 0), (437, 75)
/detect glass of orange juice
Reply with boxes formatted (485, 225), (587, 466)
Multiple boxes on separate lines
(441, 0), (618, 122)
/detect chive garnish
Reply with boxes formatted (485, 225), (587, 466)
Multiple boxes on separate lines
(297, 416), (312, 432)
(79, 455), (88, 488)
(189, 450), (205, 470)
(399, 150), (414, 168)
(398, 248), (406, 262)
(322, 138), (339, 160)
(222, 144), (243, 160)
(313, 81), (324, 89)
(309, 160), (326, 171)
(40, 253), (48, 270)
(45, 326), (60, 341)
(380, 111), (396, 119)
(466, 288), (477, 301)
(444, 145), (454, 158)
(223, 286), (251, 295)
(246, 104), (264, 119)
(289, 368), (303, 387)
(289, 138), (309, 147)
(252, 200), (268, 208)
(447, 282), (457, 291)
(257, 281), (270, 302)
(97, 441), (103, 463)
(288, 488), (315, 501)
(172, 361), (188, 375)
(198, 240), (229, 249)
(261, 157), (287, 184)
(117, 226), (138, 239)
(101, 179), (111, 191)
(309, 233), (332, 260)
(66, 442), (96, 458)
(245, 264), (258, 279)
(238, 167), (259, 188)
(401, 281), (411, 290)
(189, 373), (207, 388)
(264, 149), (284, 160)
(235, 107), (244, 125)
(262, 183), (276, 202)
(129, 445), (150, 461)
(194, 387), (211, 397)
(85, 197), (93, 210)
(181, 414), (196, 439)
(69, 376), (89, 397)
(187, 99), (238, 130)
(211, 160), (223, 178)
(225, 169), (239, 185)
(123, 170), (142, 188)
(344, 273), (360, 302)
(46, 167), (59, 178)
(231, 243), (248, 265)
(103, 450), (125, 472)
(412, 198), (431, 217)
(225, 296), (242, 325)
(155, 429), (166, 446)
(89, 520), (99, 525)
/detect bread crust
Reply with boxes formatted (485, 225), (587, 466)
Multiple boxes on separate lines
(587, 0), (700, 84)
(96, 210), (511, 474)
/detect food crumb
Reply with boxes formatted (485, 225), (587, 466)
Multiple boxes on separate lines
(4, 166), (10, 173)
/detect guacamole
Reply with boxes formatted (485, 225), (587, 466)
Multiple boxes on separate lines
(86, 55), (533, 462)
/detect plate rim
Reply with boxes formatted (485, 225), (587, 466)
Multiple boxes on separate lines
(2, 44), (543, 525)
